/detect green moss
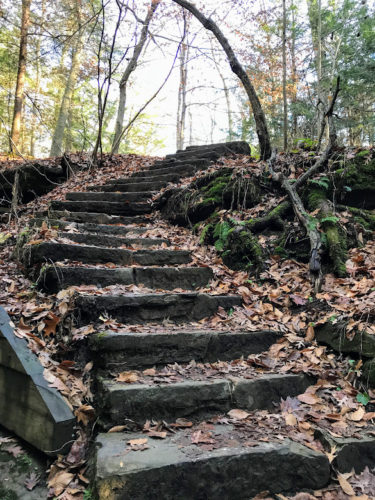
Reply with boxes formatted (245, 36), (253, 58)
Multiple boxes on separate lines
(307, 187), (327, 211)
(0, 486), (18, 500)
(335, 157), (375, 191)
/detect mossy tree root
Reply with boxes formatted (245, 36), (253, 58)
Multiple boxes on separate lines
(245, 201), (291, 233)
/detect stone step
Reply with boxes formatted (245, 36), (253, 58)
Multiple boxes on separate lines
(66, 191), (155, 203)
(22, 242), (191, 267)
(47, 211), (149, 225)
(166, 150), (221, 162)
(75, 293), (241, 325)
(88, 181), (167, 192)
(38, 265), (212, 293)
(50, 200), (152, 216)
(90, 330), (281, 371)
(107, 172), (181, 184)
(184, 141), (251, 155)
(149, 158), (211, 171)
(57, 231), (169, 248)
(98, 373), (311, 426)
(32, 218), (150, 236)
(94, 431), (329, 500)
(131, 164), (196, 178)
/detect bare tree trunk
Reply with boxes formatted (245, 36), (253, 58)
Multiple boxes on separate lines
(172, 0), (272, 160)
(111, 0), (160, 154)
(50, 12), (84, 157)
(291, 2), (297, 139)
(176, 40), (188, 150)
(10, 0), (31, 154)
(30, 0), (45, 157)
(282, 0), (288, 150)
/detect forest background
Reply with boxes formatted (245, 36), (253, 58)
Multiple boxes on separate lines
(0, 0), (373, 161)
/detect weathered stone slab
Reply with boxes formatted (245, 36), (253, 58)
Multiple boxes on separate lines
(0, 307), (75, 453)
(109, 172), (181, 184)
(94, 431), (329, 499)
(58, 231), (169, 248)
(38, 265), (212, 293)
(232, 374), (313, 411)
(184, 141), (251, 155)
(316, 322), (375, 358)
(89, 181), (167, 192)
(50, 200), (152, 215)
(22, 242), (191, 267)
(99, 374), (311, 425)
(90, 330), (281, 371)
(66, 191), (155, 202)
(100, 379), (232, 424)
(47, 211), (149, 225)
(132, 164), (196, 177)
(32, 218), (150, 235)
(75, 293), (241, 325)
(166, 151), (220, 162)
(317, 430), (375, 473)
(149, 158), (211, 171)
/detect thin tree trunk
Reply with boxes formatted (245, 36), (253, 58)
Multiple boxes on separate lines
(282, 0), (288, 150)
(291, 2), (297, 139)
(172, 0), (272, 160)
(176, 40), (188, 150)
(30, 0), (45, 157)
(50, 2), (83, 157)
(50, 31), (84, 156)
(111, 0), (160, 154)
(10, 0), (31, 154)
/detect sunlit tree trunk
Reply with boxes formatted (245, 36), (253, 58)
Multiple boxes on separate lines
(282, 0), (288, 150)
(50, 23), (84, 157)
(176, 40), (188, 150)
(10, 0), (31, 154)
(111, 0), (159, 154)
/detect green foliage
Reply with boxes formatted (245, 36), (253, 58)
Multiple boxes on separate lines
(309, 177), (330, 190)
(356, 392), (370, 406)
(213, 221), (231, 251)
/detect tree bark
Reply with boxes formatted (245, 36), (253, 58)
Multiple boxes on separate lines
(172, 0), (272, 160)
(10, 0), (31, 154)
(282, 0), (288, 150)
(111, 0), (160, 154)
(50, 21), (84, 157)
(176, 39), (188, 150)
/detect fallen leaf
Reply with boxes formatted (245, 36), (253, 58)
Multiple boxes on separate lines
(127, 438), (148, 446)
(348, 407), (365, 422)
(337, 473), (355, 495)
(227, 409), (250, 420)
(48, 470), (74, 496)
(305, 324), (315, 342)
(284, 413), (297, 426)
(74, 404), (95, 426)
(108, 425), (127, 433)
(116, 371), (139, 383)
(25, 472), (40, 491)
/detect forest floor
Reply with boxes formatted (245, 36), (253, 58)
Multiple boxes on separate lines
(0, 150), (375, 499)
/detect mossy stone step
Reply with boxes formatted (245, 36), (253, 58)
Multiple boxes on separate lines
(22, 242), (191, 267)
(66, 191), (155, 202)
(37, 265), (212, 293)
(88, 181), (167, 192)
(47, 211), (150, 225)
(75, 292), (241, 325)
(165, 150), (221, 162)
(183, 140), (251, 155)
(99, 374), (312, 426)
(50, 200), (152, 216)
(90, 329), (281, 371)
(57, 231), (169, 248)
(94, 431), (329, 499)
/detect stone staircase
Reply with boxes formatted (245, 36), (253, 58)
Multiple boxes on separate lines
(24, 142), (332, 498)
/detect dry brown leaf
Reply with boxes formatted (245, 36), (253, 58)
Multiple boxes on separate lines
(284, 413), (297, 426)
(108, 425), (127, 433)
(48, 470), (74, 496)
(74, 404), (95, 426)
(337, 473), (355, 496)
(143, 368), (157, 376)
(305, 324), (315, 342)
(116, 371), (139, 383)
(348, 407), (365, 422)
(227, 409), (250, 420)
(128, 438), (148, 446)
